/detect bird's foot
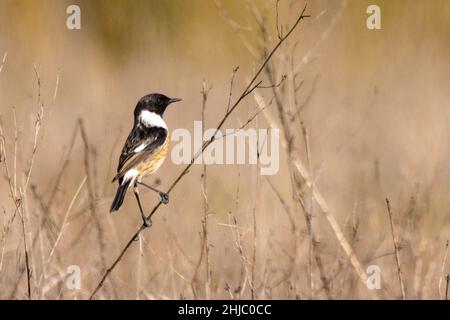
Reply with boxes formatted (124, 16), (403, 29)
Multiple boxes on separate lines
(142, 217), (152, 228)
(159, 192), (169, 205)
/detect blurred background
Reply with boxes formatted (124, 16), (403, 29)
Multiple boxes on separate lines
(0, 0), (449, 299)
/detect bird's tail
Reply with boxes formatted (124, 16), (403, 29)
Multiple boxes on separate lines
(110, 180), (131, 212)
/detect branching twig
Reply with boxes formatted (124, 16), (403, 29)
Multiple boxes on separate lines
(226, 67), (239, 113)
(1, 65), (46, 299)
(221, 98), (272, 140)
(24, 65), (44, 191)
(191, 81), (213, 299)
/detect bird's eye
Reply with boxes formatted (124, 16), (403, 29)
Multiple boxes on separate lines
(157, 98), (162, 104)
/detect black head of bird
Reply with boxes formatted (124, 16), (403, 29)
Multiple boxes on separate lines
(134, 93), (182, 118)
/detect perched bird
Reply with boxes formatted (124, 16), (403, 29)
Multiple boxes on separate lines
(110, 93), (181, 227)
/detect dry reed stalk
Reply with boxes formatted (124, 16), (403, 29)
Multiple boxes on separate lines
(0, 117), (25, 298)
(46, 123), (79, 208)
(24, 65), (45, 191)
(36, 176), (87, 297)
(29, 185), (58, 258)
(386, 198), (406, 300)
(264, 177), (295, 230)
(254, 91), (368, 288)
(232, 171), (247, 299)
(0, 208), (15, 273)
(247, 3), (334, 296)
(438, 240), (449, 299)
(136, 234), (144, 300)
(217, 171), (252, 299)
(259, 59), (332, 298)
(0, 52), (7, 74)
(144, 237), (190, 284)
(190, 81), (213, 299)
(18, 188), (32, 299)
(227, 206), (252, 298)
(200, 81), (212, 299)
(263, 175), (300, 295)
(293, 0), (348, 75)
(446, 274), (449, 300)
(250, 112), (261, 300)
(1, 64), (46, 299)
(78, 119), (107, 271)
(8, 66), (60, 299)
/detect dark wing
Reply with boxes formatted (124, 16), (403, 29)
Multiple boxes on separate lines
(113, 126), (167, 182)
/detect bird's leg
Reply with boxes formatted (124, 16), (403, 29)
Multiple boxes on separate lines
(137, 181), (169, 205)
(133, 184), (152, 228)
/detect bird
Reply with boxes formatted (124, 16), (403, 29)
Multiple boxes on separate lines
(110, 93), (181, 227)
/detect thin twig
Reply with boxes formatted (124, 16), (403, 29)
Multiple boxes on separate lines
(18, 188), (32, 299)
(250, 112), (262, 300)
(53, 71), (60, 101)
(386, 198), (406, 300)
(446, 274), (449, 300)
(136, 234), (144, 300)
(37, 176), (87, 297)
(201, 82), (212, 300)
(46, 124), (79, 208)
(226, 67), (239, 113)
(4, 64), (45, 299)
(0, 52), (7, 74)
(0, 207), (15, 272)
(191, 81), (213, 299)
(13, 109), (18, 199)
(78, 119), (107, 271)
(220, 98), (272, 140)
(24, 65), (44, 191)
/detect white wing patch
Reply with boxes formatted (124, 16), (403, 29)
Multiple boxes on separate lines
(139, 110), (167, 130)
(133, 142), (148, 153)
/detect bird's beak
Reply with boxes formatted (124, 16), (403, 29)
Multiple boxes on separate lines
(168, 98), (182, 104)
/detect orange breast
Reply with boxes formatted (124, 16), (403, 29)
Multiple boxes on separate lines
(136, 136), (169, 180)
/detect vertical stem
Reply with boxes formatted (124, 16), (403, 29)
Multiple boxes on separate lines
(201, 81), (211, 299)
(78, 119), (107, 272)
(19, 196), (32, 299)
(386, 198), (406, 300)
(439, 240), (449, 299)
(251, 113), (260, 300)
(445, 275), (449, 300)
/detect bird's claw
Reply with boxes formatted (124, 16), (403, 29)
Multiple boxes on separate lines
(142, 217), (152, 228)
(160, 192), (169, 205)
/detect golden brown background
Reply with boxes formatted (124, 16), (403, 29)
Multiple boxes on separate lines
(0, 0), (449, 299)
